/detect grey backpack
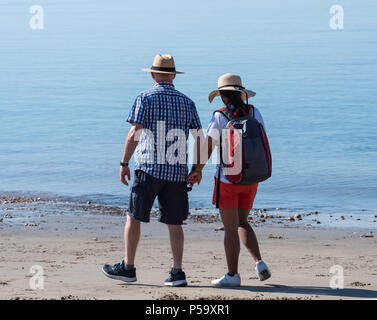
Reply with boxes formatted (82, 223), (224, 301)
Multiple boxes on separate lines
(215, 105), (272, 207)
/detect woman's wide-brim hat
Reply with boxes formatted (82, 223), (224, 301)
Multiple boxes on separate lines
(208, 73), (256, 103)
(142, 54), (184, 74)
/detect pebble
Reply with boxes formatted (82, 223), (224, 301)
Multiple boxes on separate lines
(294, 213), (302, 220)
(360, 232), (374, 238)
(368, 220), (376, 223)
(286, 217), (295, 222)
(214, 227), (224, 231)
(268, 234), (283, 239)
(340, 216), (345, 220)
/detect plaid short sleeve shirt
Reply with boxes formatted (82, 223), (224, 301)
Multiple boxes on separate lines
(127, 82), (202, 182)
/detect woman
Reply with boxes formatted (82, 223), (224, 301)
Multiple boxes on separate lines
(188, 73), (271, 287)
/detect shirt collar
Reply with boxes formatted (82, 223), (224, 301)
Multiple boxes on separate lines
(154, 82), (175, 88)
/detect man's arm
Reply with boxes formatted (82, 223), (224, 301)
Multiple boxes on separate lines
(120, 123), (144, 186)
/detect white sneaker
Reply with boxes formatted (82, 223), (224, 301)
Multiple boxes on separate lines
(255, 260), (271, 281)
(211, 273), (241, 287)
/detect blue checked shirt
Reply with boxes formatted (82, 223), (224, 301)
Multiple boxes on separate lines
(127, 82), (202, 182)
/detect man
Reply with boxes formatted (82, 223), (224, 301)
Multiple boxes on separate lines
(102, 54), (202, 287)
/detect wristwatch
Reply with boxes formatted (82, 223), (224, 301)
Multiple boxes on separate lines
(120, 161), (129, 167)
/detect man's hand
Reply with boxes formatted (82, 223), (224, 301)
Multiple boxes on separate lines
(119, 123), (143, 186)
(187, 169), (202, 187)
(120, 166), (131, 186)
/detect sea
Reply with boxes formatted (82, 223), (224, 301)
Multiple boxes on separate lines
(1, 0), (376, 224)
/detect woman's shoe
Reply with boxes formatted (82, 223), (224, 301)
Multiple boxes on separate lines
(211, 273), (241, 287)
(255, 260), (271, 281)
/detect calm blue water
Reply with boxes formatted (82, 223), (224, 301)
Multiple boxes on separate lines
(1, 0), (377, 216)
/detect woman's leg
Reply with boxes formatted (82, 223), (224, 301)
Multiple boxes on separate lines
(238, 208), (262, 262)
(219, 208), (240, 275)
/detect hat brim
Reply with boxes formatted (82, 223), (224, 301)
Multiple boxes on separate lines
(208, 87), (256, 103)
(141, 68), (184, 74)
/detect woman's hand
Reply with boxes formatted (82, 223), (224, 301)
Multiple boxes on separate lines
(188, 169), (202, 187)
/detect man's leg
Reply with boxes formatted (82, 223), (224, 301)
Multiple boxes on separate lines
(167, 224), (184, 269)
(102, 214), (140, 282)
(158, 180), (188, 270)
(125, 170), (159, 265)
(124, 215), (141, 265)
(157, 180), (189, 286)
(102, 170), (156, 282)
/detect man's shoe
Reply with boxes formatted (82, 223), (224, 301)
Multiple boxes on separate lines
(164, 269), (188, 287)
(102, 260), (137, 282)
(255, 260), (271, 281)
(211, 273), (241, 287)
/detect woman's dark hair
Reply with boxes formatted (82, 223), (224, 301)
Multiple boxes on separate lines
(220, 90), (246, 110)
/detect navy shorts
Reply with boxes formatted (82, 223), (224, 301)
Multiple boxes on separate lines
(128, 170), (189, 225)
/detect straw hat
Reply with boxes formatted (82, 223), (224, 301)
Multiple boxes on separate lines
(208, 73), (256, 103)
(142, 54), (184, 74)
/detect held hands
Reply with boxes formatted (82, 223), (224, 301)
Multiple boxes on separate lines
(187, 169), (202, 187)
(120, 166), (131, 186)
(120, 166), (202, 188)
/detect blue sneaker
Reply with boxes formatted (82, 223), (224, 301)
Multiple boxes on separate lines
(102, 260), (137, 282)
(164, 269), (187, 287)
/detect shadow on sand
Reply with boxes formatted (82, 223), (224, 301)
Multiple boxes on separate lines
(119, 283), (377, 299)
(194, 283), (377, 299)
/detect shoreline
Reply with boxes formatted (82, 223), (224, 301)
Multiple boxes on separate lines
(1, 194), (377, 231)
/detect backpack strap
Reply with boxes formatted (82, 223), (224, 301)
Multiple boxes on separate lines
(213, 108), (234, 122)
(246, 104), (255, 118)
(213, 108), (234, 209)
(213, 109), (227, 170)
(215, 105), (254, 119)
(215, 166), (221, 209)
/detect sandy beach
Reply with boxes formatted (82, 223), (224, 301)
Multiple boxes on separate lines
(0, 197), (376, 300)
(1, 0), (377, 305)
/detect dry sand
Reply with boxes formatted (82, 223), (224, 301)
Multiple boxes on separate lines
(1, 212), (377, 300)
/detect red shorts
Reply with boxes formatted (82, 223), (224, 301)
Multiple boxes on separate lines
(212, 178), (258, 210)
